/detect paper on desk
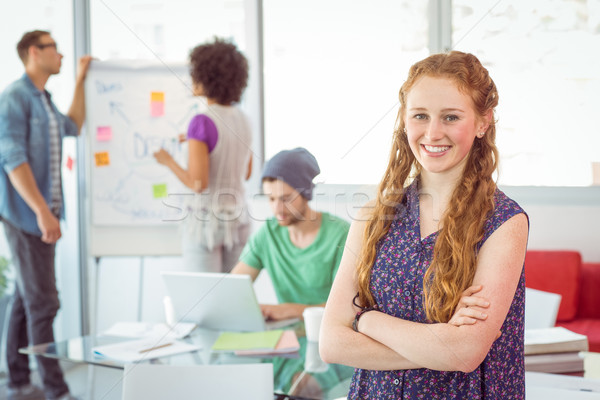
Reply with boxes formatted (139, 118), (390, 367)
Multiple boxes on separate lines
(92, 338), (201, 362)
(212, 330), (283, 352)
(101, 321), (196, 340)
(584, 352), (600, 379)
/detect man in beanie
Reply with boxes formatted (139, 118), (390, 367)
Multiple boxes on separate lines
(232, 148), (350, 320)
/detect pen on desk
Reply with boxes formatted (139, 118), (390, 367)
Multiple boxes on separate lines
(138, 342), (173, 354)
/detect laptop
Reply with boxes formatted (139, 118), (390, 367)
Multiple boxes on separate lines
(161, 271), (299, 332)
(122, 364), (273, 400)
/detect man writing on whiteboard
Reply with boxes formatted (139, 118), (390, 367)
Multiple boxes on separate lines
(0, 30), (91, 400)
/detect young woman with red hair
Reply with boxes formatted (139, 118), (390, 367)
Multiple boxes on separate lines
(320, 51), (528, 399)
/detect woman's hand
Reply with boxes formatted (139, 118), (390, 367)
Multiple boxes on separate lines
(448, 285), (490, 326)
(153, 148), (173, 166)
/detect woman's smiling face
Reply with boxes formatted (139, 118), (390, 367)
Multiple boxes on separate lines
(404, 75), (488, 177)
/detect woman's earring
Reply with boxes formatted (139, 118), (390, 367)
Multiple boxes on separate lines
(478, 132), (485, 138)
(403, 128), (407, 134)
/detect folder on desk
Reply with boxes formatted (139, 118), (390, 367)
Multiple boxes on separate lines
(211, 330), (283, 352)
(235, 330), (300, 356)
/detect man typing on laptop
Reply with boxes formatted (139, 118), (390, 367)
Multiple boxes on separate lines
(231, 148), (350, 321)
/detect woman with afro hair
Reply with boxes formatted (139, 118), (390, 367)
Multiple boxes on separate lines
(154, 37), (253, 273)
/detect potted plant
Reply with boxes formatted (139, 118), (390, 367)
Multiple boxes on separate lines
(0, 255), (9, 297)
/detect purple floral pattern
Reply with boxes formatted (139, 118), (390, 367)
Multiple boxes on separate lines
(349, 181), (526, 399)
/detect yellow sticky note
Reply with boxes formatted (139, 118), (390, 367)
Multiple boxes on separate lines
(151, 92), (165, 102)
(94, 152), (110, 167)
(153, 183), (168, 199)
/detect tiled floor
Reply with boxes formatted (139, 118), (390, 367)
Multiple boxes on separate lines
(0, 362), (124, 400)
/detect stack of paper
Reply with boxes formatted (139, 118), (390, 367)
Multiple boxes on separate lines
(92, 338), (201, 362)
(524, 327), (589, 374)
(525, 352), (585, 374)
(211, 330), (284, 353)
(525, 327), (589, 355)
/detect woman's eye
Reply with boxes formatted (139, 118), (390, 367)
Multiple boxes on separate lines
(414, 114), (427, 120)
(445, 115), (459, 122)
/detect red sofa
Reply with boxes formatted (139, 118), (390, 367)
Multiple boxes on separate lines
(524, 250), (600, 352)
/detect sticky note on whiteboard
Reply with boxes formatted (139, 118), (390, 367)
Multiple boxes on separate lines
(151, 92), (165, 117)
(97, 126), (112, 141)
(153, 183), (168, 199)
(95, 152), (110, 167)
(151, 92), (165, 102)
(66, 156), (74, 171)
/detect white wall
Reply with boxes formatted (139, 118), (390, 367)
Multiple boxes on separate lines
(92, 183), (600, 331)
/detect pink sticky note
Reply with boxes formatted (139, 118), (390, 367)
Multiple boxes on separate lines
(151, 101), (164, 117)
(97, 126), (113, 141)
(66, 156), (74, 171)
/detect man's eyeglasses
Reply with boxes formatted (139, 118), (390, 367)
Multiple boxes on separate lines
(36, 43), (57, 51)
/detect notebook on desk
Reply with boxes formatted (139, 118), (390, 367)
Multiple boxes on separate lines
(161, 271), (299, 332)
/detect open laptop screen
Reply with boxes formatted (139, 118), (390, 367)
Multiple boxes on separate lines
(161, 271), (267, 332)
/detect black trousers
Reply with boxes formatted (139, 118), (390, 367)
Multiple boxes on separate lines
(2, 219), (69, 399)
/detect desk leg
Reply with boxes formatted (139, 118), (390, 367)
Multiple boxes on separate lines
(137, 258), (144, 321)
(85, 257), (101, 399)
(86, 364), (96, 400)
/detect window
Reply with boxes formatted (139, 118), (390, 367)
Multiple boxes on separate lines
(0, 0), (75, 111)
(263, 0), (429, 184)
(90, 0), (247, 62)
(452, 0), (600, 186)
(263, 0), (600, 186)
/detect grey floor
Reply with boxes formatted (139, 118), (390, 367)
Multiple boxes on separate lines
(0, 362), (124, 400)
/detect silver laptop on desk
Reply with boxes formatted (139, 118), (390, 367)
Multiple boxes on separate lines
(161, 271), (298, 332)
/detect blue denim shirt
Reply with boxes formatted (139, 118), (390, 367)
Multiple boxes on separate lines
(0, 74), (78, 236)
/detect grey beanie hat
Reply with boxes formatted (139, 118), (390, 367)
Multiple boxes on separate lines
(261, 147), (320, 200)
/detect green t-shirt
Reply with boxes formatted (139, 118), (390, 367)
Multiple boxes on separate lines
(240, 212), (350, 305)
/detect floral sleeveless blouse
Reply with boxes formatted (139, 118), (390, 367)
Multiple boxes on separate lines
(349, 180), (527, 399)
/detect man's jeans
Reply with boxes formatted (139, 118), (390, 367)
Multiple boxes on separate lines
(2, 220), (69, 399)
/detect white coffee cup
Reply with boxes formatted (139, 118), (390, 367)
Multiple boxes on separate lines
(303, 306), (325, 342)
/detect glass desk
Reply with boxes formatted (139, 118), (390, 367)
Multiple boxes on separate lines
(20, 324), (354, 400)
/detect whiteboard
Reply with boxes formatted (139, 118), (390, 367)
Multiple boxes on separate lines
(85, 60), (204, 256)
